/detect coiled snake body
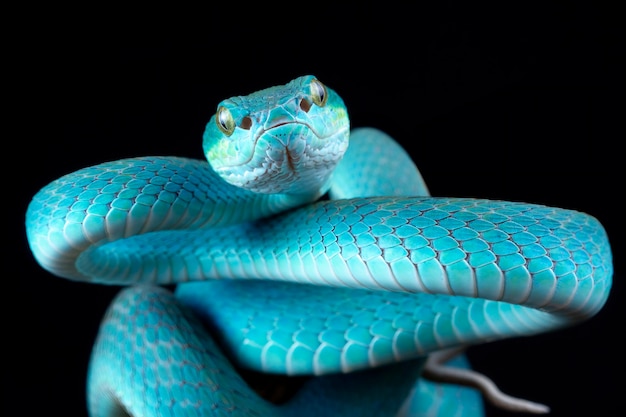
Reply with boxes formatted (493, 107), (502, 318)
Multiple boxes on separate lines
(26, 76), (613, 416)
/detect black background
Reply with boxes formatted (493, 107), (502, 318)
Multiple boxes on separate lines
(11, 3), (623, 416)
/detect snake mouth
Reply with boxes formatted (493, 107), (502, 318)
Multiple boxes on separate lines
(253, 121), (315, 161)
(217, 121), (347, 194)
(214, 121), (308, 171)
(260, 120), (317, 139)
(211, 115), (349, 195)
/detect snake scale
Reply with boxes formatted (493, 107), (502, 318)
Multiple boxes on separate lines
(26, 75), (613, 416)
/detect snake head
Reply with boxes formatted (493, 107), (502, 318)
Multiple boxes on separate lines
(203, 75), (350, 195)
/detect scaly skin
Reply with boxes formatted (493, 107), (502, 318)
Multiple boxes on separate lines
(25, 76), (612, 416)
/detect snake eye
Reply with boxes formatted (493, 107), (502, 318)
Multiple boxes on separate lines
(216, 106), (235, 136)
(310, 78), (328, 107)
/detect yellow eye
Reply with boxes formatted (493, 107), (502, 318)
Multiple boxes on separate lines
(310, 78), (328, 107)
(216, 106), (235, 136)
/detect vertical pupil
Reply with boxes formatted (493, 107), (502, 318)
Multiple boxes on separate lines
(311, 80), (326, 105)
(314, 82), (323, 100)
(219, 109), (229, 129)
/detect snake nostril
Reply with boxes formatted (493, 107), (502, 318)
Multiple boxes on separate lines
(299, 98), (312, 113)
(240, 116), (252, 130)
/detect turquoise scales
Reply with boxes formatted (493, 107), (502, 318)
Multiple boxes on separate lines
(25, 76), (612, 416)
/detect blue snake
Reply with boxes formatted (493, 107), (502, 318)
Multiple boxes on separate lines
(26, 75), (613, 416)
